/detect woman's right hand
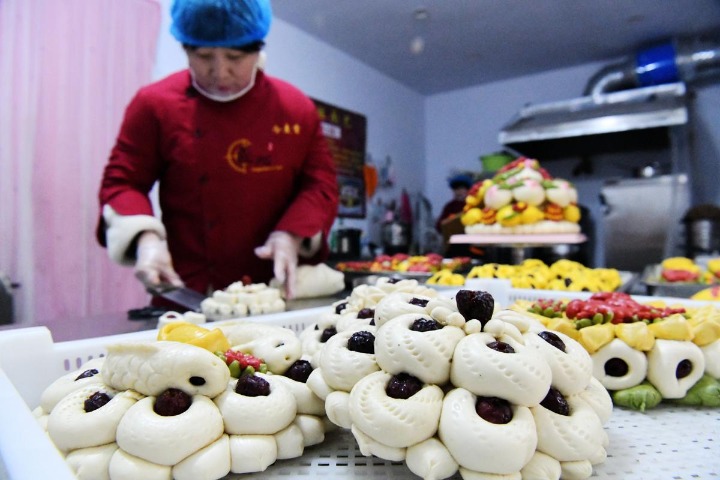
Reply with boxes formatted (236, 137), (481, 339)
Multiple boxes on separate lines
(134, 231), (183, 289)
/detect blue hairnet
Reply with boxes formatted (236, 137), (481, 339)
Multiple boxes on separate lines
(448, 174), (474, 189)
(170, 0), (272, 48)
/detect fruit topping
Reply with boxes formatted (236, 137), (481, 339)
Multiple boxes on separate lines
(75, 368), (99, 381)
(410, 318), (441, 332)
(475, 396), (513, 424)
(676, 359), (693, 379)
(320, 327), (337, 343)
(538, 331), (566, 352)
(348, 331), (376, 354)
(154, 388), (192, 416)
(235, 374), (271, 397)
(386, 373), (423, 399)
(84, 391), (111, 413)
(284, 359), (313, 383)
(455, 289), (494, 325)
(409, 297), (429, 307)
(604, 358), (629, 377)
(486, 341), (515, 353)
(217, 350), (268, 378)
(540, 386), (570, 416)
(357, 308), (375, 319)
(528, 299), (565, 318)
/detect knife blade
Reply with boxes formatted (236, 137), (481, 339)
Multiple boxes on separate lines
(146, 284), (207, 312)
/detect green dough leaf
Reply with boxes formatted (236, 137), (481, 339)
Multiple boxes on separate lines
(612, 382), (663, 412)
(672, 375), (720, 407)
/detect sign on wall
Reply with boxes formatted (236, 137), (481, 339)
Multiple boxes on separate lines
(313, 99), (368, 219)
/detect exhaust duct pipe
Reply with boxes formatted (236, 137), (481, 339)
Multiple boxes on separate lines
(584, 37), (720, 98)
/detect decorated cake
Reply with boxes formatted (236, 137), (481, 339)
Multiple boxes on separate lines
(513, 292), (720, 410)
(461, 157), (582, 234)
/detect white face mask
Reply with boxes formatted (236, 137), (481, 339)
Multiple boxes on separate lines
(189, 60), (259, 103)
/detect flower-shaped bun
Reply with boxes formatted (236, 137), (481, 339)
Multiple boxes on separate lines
(375, 313), (464, 385)
(531, 396), (605, 462)
(40, 357), (106, 413)
(451, 332), (551, 406)
(318, 330), (379, 392)
(591, 338), (647, 391)
(439, 388), (537, 475)
(349, 371), (443, 448)
(374, 291), (434, 327)
(222, 323), (302, 374)
(116, 394), (224, 466)
(523, 330), (593, 395)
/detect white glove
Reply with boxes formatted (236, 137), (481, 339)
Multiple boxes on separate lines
(254, 231), (301, 299)
(134, 231), (183, 289)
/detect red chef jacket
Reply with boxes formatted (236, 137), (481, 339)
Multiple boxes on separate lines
(98, 69), (339, 294)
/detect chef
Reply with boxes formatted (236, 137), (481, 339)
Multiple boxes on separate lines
(96, 0), (339, 301)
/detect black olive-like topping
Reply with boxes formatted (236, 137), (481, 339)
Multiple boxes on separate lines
(386, 373), (423, 399)
(540, 386), (570, 416)
(409, 297), (429, 307)
(84, 391), (111, 413)
(335, 302), (349, 314)
(320, 327), (337, 343)
(676, 359), (693, 379)
(347, 331), (375, 354)
(284, 359), (313, 383)
(357, 308), (375, 319)
(604, 358), (629, 377)
(475, 396), (513, 424)
(235, 375), (271, 397)
(154, 388), (193, 416)
(189, 376), (206, 386)
(75, 368), (99, 381)
(538, 331), (566, 352)
(410, 318), (441, 332)
(486, 341), (515, 353)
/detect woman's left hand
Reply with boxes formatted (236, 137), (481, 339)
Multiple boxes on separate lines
(254, 231), (301, 299)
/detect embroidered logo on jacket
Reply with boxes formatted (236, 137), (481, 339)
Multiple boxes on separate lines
(225, 138), (282, 174)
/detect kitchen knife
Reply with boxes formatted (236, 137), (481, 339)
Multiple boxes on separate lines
(146, 284), (207, 312)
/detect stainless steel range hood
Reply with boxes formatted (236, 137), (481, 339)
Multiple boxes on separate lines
(498, 82), (688, 159)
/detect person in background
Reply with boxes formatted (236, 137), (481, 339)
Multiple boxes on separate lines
(435, 174), (473, 232)
(96, 0), (339, 302)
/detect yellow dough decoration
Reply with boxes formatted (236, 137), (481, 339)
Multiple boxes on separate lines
(157, 321), (231, 353)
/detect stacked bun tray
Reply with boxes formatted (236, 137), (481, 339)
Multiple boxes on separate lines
(1, 296), (718, 479)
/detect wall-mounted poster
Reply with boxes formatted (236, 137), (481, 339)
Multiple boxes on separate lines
(313, 99), (367, 218)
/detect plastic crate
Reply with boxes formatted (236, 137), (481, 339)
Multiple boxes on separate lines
(1, 306), (719, 479)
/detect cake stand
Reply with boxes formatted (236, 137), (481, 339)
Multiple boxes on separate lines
(450, 233), (587, 264)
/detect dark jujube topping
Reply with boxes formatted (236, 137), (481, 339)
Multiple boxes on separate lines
(357, 308), (375, 319)
(154, 388), (192, 416)
(235, 374), (271, 397)
(410, 318), (441, 332)
(604, 358), (629, 377)
(386, 373), (423, 399)
(84, 391), (111, 413)
(284, 359), (313, 383)
(409, 297), (429, 307)
(486, 341), (515, 353)
(320, 327), (337, 343)
(540, 386), (570, 416)
(75, 368), (99, 381)
(475, 396), (513, 424)
(538, 331), (566, 352)
(676, 359), (693, 379)
(335, 302), (349, 314)
(455, 290), (494, 325)
(347, 331), (375, 354)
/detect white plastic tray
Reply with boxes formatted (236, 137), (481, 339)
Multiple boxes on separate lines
(1, 305), (719, 479)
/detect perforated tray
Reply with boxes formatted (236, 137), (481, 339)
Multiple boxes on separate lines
(1, 307), (719, 479)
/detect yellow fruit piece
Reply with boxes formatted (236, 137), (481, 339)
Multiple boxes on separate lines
(691, 286), (720, 301)
(465, 195), (481, 207)
(707, 258), (720, 273)
(158, 321), (231, 352)
(690, 320), (720, 346)
(547, 318), (579, 340)
(661, 256), (699, 272)
(614, 322), (655, 351)
(497, 205), (522, 227)
(461, 208), (483, 226)
(563, 204), (581, 222)
(577, 323), (615, 354)
(647, 314), (693, 341)
(520, 204), (544, 224)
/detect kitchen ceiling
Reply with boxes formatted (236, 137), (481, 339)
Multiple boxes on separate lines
(271, 0), (720, 95)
